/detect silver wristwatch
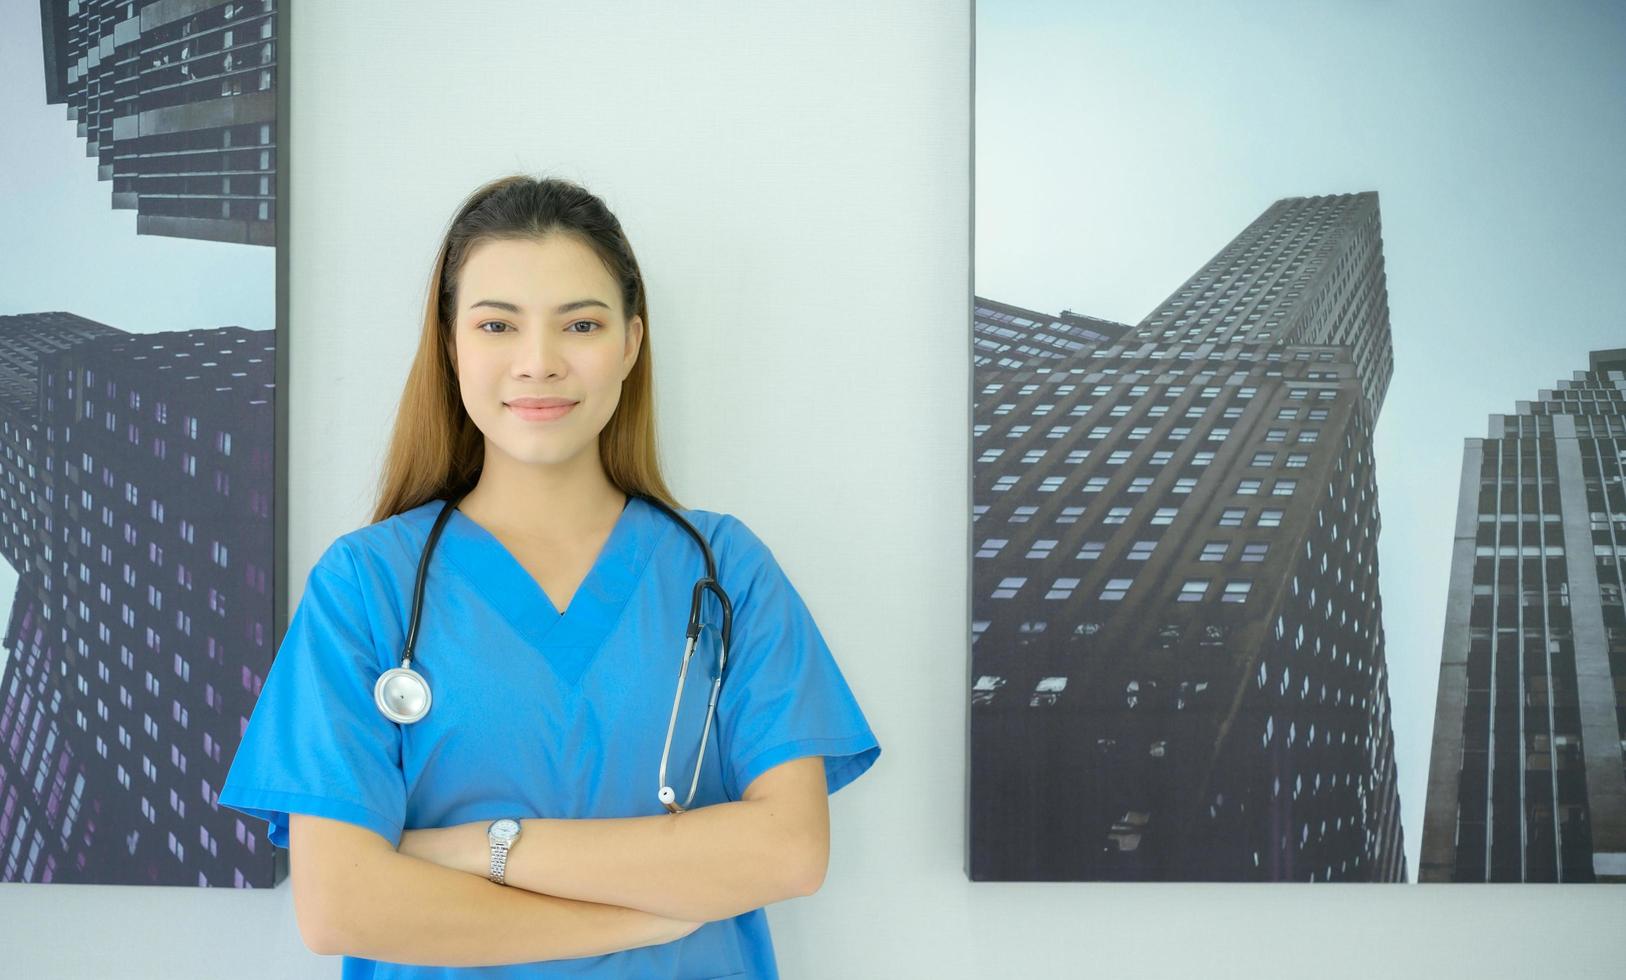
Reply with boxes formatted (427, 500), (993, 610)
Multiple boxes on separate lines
(487, 818), (522, 885)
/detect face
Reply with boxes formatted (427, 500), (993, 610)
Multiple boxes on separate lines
(449, 234), (643, 470)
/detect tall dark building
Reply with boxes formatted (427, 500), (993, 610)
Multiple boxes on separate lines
(0, 315), (275, 885)
(969, 192), (1406, 881)
(1422, 348), (1626, 883)
(37, 0), (280, 245)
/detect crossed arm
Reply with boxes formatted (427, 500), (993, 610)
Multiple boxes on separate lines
(397, 754), (831, 922)
(299, 755), (830, 963)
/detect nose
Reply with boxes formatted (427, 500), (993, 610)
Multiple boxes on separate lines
(513, 322), (566, 380)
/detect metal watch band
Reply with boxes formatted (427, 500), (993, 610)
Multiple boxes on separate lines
(489, 839), (511, 885)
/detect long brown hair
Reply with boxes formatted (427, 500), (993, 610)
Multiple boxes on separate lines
(369, 174), (681, 524)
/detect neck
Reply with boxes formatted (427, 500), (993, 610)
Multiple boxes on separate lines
(457, 443), (629, 544)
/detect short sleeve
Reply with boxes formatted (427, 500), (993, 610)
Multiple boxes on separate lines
(715, 516), (881, 801)
(217, 542), (408, 850)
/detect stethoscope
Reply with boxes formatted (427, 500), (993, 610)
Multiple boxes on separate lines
(372, 491), (734, 814)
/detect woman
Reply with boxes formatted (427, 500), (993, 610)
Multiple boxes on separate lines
(218, 175), (882, 977)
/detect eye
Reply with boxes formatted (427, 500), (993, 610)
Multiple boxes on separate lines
(476, 320), (510, 334)
(567, 319), (600, 334)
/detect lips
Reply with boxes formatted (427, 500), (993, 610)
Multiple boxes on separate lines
(507, 397), (578, 409)
(507, 399), (578, 422)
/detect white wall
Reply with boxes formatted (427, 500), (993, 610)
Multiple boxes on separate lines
(3, 2), (1624, 977)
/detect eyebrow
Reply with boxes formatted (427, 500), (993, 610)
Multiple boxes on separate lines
(466, 298), (612, 316)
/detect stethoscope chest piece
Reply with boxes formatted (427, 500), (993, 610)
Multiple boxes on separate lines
(375, 665), (431, 724)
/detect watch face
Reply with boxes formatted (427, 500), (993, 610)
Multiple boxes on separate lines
(490, 818), (520, 842)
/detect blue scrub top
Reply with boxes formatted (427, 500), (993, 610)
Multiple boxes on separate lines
(217, 495), (881, 978)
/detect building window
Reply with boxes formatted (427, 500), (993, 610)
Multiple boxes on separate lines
(1108, 450), (1132, 465)
(1039, 476), (1065, 493)
(992, 577), (1026, 598)
(1200, 541), (1228, 561)
(1237, 479), (1261, 495)
(1207, 426), (1231, 441)
(1077, 540), (1105, 560)
(1179, 579), (1209, 602)
(1223, 580), (1252, 603)
(976, 538), (1007, 558)
(1174, 477), (1198, 494)
(993, 475), (1018, 492)
(1298, 429), (1319, 443)
(1265, 428), (1287, 443)
(1191, 451), (1215, 466)
(1276, 408), (1299, 420)
(1251, 451), (1275, 467)
(1100, 578), (1133, 601)
(1258, 509), (1284, 527)
(1046, 577), (1081, 600)
(1058, 506), (1086, 524)
(1241, 542), (1270, 562)
(1220, 508), (1245, 527)
(1009, 505), (1037, 523)
(1084, 476), (1109, 493)
(1104, 506), (1132, 524)
(1151, 507), (1178, 525)
(1272, 479), (1297, 496)
(1026, 539), (1058, 559)
(1128, 540), (1157, 560)
(1285, 453), (1309, 468)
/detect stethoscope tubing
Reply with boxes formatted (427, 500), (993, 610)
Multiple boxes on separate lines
(372, 490), (733, 813)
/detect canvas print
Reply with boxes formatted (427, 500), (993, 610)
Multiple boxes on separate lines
(0, 0), (283, 887)
(970, 2), (1625, 882)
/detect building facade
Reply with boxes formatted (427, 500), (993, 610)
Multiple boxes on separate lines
(38, 0), (280, 245)
(969, 193), (1406, 881)
(1422, 348), (1626, 883)
(0, 314), (276, 885)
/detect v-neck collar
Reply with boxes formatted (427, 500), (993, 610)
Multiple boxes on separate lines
(426, 493), (665, 675)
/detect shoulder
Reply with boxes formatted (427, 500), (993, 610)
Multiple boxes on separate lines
(660, 502), (777, 571)
(307, 498), (447, 591)
(654, 502), (794, 613)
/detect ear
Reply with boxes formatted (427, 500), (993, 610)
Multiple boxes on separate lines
(623, 315), (644, 376)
